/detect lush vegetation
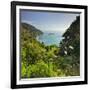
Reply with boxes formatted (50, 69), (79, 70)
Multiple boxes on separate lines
(21, 16), (80, 78)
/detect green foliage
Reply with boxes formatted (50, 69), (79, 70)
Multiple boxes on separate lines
(59, 16), (80, 57)
(58, 16), (80, 76)
(21, 62), (27, 78)
(21, 60), (59, 78)
(20, 17), (80, 79)
(21, 23), (43, 38)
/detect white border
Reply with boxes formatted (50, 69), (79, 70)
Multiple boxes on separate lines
(16, 6), (85, 85)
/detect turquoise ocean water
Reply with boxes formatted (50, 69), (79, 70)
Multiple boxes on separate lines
(37, 32), (63, 46)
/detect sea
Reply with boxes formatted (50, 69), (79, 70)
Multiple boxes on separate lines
(37, 32), (63, 46)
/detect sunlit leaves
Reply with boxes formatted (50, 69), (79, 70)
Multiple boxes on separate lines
(20, 19), (80, 78)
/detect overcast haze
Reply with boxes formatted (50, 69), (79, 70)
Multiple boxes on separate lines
(21, 10), (80, 34)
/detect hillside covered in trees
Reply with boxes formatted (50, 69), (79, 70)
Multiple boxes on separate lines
(21, 16), (80, 78)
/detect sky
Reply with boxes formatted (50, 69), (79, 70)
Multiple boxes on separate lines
(20, 10), (80, 34)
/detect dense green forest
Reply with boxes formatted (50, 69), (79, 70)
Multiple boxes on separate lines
(21, 16), (80, 78)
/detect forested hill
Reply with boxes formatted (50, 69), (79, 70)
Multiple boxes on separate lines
(58, 16), (80, 76)
(60, 16), (80, 57)
(21, 23), (43, 38)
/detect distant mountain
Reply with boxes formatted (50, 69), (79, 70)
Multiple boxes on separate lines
(21, 23), (43, 38)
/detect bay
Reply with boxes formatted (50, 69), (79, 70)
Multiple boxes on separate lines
(37, 32), (63, 46)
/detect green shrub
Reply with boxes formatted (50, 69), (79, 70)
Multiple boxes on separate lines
(21, 60), (60, 78)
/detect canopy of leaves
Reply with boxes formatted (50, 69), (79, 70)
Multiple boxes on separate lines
(20, 16), (80, 78)
(58, 16), (80, 76)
